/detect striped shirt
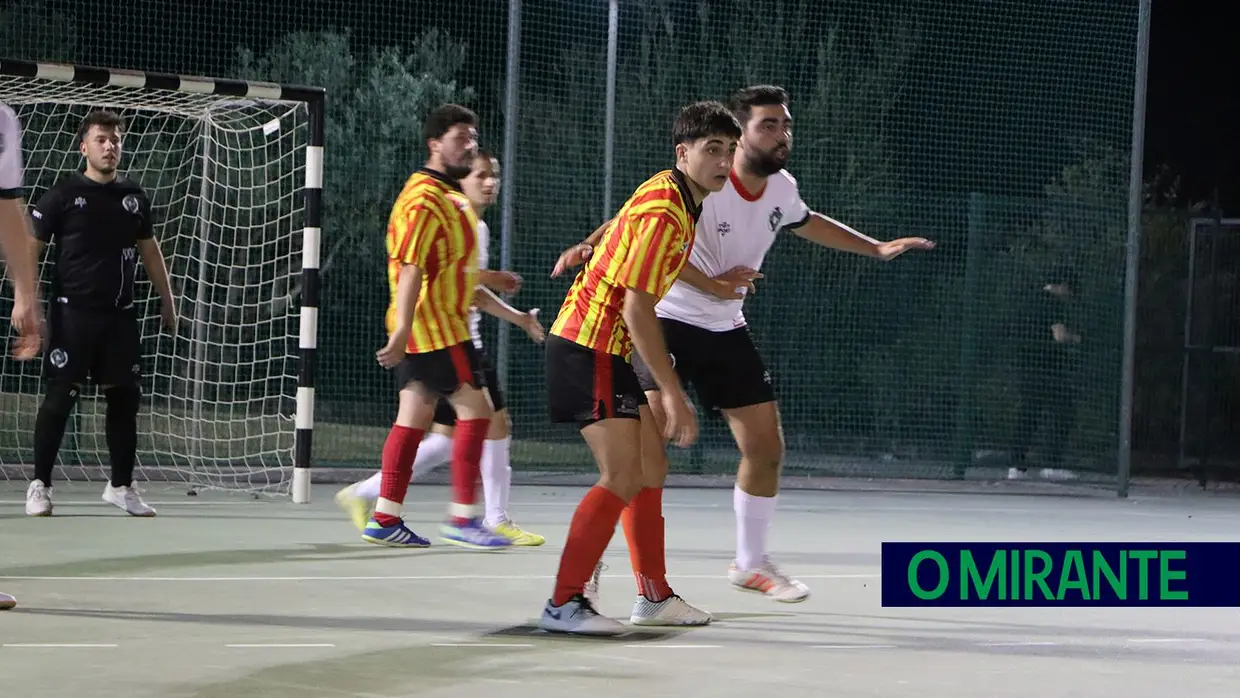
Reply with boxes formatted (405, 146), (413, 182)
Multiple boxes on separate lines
(551, 168), (701, 358)
(385, 167), (480, 354)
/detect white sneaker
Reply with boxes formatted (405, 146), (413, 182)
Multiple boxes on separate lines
(538, 595), (627, 636)
(1007, 467), (1029, 480)
(25, 480), (53, 516)
(584, 561), (607, 608)
(728, 557), (811, 603)
(103, 484), (157, 517)
(0, 591), (15, 610)
(1039, 468), (1077, 481)
(629, 595), (712, 626)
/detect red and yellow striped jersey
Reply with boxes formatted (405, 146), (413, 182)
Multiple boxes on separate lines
(551, 168), (701, 358)
(385, 167), (480, 354)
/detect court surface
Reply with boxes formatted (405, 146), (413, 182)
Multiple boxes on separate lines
(2, 481), (1239, 698)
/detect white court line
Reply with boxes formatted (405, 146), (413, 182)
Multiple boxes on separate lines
(431, 643), (534, 648)
(0, 573), (879, 582)
(225, 643), (335, 648)
(1125, 638), (1207, 644)
(623, 644), (721, 649)
(3, 643), (118, 648)
(808, 649), (897, 654)
(980, 641), (1060, 647)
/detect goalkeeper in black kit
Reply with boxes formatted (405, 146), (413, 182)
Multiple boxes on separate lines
(23, 109), (178, 518)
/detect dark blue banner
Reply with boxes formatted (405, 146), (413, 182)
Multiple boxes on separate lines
(881, 542), (1240, 607)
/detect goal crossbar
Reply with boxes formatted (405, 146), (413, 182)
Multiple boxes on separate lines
(0, 58), (325, 503)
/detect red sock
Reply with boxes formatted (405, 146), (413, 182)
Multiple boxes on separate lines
(553, 485), (627, 606)
(449, 418), (489, 524)
(621, 487), (673, 601)
(374, 424), (423, 527)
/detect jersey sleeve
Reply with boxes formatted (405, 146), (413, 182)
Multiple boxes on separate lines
(30, 185), (63, 242)
(389, 200), (443, 269)
(614, 212), (685, 296)
(777, 172), (812, 231)
(0, 105), (24, 199)
(137, 190), (155, 240)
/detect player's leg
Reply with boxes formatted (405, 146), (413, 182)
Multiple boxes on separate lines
(97, 309), (154, 516)
(1009, 369), (1042, 479)
(477, 360), (544, 546)
(1038, 364), (1078, 481)
(712, 328), (809, 602)
(438, 342), (510, 549)
(361, 359), (439, 547)
(27, 304), (86, 516)
(539, 336), (644, 635)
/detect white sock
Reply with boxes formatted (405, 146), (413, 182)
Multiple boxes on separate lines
(481, 436), (512, 526)
(411, 432), (454, 481)
(353, 432), (454, 500)
(734, 484), (779, 570)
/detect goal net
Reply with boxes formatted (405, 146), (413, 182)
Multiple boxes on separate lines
(0, 61), (323, 499)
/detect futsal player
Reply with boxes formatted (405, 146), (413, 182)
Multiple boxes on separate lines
(337, 148), (547, 546)
(538, 101), (741, 635)
(367, 104), (510, 551)
(1, 102), (44, 609)
(24, 109), (178, 519)
(555, 85), (934, 608)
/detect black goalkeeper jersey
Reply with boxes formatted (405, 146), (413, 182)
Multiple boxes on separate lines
(32, 172), (154, 311)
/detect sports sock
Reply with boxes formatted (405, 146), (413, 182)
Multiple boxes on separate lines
(621, 487), (673, 601)
(734, 484), (779, 570)
(448, 419), (489, 525)
(104, 388), (140, 488)
(481, 436), (512, 526)
(373, 425), (423, 527)
(412, 431), (454, 481)
(553, 485), (627, 606)
(33, 392), (76, 488)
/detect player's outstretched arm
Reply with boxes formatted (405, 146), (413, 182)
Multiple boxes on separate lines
(137, 238), (178, 332)
(474, 286), (544, 343)
(550, 217), (614, 277)
(793, 212), (935, 261)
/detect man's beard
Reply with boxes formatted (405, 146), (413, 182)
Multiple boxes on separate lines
(745, 147), (788, 177)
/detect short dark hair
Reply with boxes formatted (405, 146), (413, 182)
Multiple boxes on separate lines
(727, 85), (790, 127)
(672, 100), (742, 147)
(77, 109), (124, 143)
(423, 104), (477, 143)
(476, 147), (498, 163)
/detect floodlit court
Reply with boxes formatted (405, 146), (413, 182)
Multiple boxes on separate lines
(2, 481), (1238, 697)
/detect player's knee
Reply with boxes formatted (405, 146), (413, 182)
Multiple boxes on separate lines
(104, 384), (142, 419)
(39, 381), (80, 420)
(487, 410), (511, 440)
(741, 439), (784, 473)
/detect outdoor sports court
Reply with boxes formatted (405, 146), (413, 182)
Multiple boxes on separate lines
(2, 481), (1238, 698)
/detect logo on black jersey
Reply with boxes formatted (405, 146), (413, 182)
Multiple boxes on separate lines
(768, 207), (784, 232)
(718, 221), (731, 237)
(122, 194), (140, 214)
(49, 349), (68, 369)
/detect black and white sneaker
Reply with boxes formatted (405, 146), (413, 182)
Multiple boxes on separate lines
(538, 594), (627, 636)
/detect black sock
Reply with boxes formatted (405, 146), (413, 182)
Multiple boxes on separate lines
(33, 392), (76, 488)
(105, 387), (140, 488)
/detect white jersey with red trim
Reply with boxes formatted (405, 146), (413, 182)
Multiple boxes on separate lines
(655, 168), (811, 332)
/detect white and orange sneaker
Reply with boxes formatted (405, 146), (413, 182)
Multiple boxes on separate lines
(728, 557), (811, 603)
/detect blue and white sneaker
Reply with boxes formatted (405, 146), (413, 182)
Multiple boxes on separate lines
(362, 518), (431, 548)
(440, 518), (512, 550)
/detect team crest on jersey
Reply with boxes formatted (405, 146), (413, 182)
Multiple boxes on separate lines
(73, 197), (86, 209)
(768, 206), (784, 232)
(49, 348), (68, 368)
(123, 194), (140, 214)
(718, 221), (731, 237)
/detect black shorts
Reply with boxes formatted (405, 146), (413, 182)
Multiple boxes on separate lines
(632, 317), (775, 411)
(545, 334), (646, 427)
(393, 341), (486, 398)
(431, 346), (506, 427)
(43, 303), (142, 388)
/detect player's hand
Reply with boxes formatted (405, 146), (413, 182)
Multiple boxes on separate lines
(10, 291), (42, 360)
(482, 270), (523, 295)
(710, 266), (763, 300)
(160, 300), (179, 335)
(551, 243), (593, 277)
(376, 335), (407, 369)
(661, 388), (698, 449)
(876, 237), (936, 261)
(520, 308), (545, 344)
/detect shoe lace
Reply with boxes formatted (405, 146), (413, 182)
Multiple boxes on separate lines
(759, 557), (794, 585)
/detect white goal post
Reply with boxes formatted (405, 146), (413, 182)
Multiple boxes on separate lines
(0, 58), (324, 503)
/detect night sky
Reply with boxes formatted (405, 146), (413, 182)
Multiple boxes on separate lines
(1145, 1), (1238, 209)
